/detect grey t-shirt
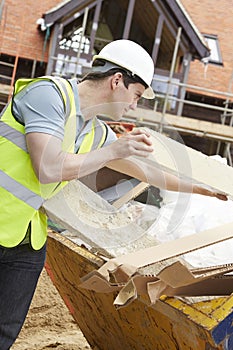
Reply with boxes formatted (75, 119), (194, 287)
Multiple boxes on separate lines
(12, 78), (117, 152)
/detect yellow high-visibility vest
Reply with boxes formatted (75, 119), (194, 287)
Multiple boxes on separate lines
(0, 76), (106, 249)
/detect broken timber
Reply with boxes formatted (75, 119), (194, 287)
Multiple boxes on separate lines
(43, 180), (158, 258)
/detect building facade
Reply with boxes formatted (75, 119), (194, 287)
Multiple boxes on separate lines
(0, 0), (232, 162)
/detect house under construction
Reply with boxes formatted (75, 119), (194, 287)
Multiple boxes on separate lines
(0, 0), (232, 163)
(0, 2), (232, 349)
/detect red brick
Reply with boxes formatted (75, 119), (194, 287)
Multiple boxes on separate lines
(0, 0), (58, 62)
(181, 0), (233, 97)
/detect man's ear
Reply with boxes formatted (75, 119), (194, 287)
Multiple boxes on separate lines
(111, 72), (123, 90)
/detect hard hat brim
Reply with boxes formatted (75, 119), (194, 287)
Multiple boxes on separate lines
(142, 86), (155, 100)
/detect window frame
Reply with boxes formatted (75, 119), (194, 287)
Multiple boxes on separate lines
(203, 34), (223, 66)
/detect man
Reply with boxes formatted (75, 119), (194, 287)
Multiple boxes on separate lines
(0, 39), (227, 349)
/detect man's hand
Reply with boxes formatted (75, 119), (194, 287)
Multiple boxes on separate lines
(193, 185), (228, 201)
(108, 128), (154, 159)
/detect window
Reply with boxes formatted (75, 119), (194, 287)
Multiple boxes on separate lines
(59, 27), (90, 54)
(203, 34), (223, 65)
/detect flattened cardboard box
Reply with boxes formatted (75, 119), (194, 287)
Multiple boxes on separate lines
(80, 222), (233, 307)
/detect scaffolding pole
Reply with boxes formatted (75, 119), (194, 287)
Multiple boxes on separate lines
(158, 27), (182, 133)
(220, 70), (233, 166)
(73, 6), (89, 78)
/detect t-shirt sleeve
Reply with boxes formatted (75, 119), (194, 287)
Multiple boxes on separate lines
(12, 80), (66, 139)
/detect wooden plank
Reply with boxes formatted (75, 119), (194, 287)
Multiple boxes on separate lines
(107, 127), (233, 197)
(124, 108), (233, 141)
(112, 182), (149, 209)
(146, 128), (233, 196)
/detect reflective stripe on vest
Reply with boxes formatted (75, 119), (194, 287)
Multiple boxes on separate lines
(0, 170), (44, 210)
(0, 120), (28, 151)
(78, 118), (107, 154)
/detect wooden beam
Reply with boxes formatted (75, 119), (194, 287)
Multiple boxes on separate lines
(151, 0), (187, 54)
(89, 0), (103, 60)
(152, 14), (164, 63)
(164, 0), (209, 58)
(112, 182), (149, 209)
(61, 1), (98, 27)
(46, 23), (62, 75)
(122, 0), (135, 39)
(177, 53), (192, 116)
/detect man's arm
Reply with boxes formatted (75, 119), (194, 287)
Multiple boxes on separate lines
(26, 130), (227, 201)
(26, 129), (154, 183)
(106, 157), (228, 201)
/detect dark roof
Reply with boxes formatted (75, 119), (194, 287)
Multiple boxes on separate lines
(42, 0), (209, 59)
(164, 0), (209, 58)
(43, 0), (92, 25)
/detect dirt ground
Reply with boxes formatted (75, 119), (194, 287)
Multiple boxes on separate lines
(12, 268), (91, 350)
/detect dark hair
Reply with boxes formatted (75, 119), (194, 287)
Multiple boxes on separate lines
(81, 60), (148, 90)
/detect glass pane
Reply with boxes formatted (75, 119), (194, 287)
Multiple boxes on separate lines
(204, 36), (222, 64)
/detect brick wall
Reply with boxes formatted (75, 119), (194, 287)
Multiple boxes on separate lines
(181, 0), (233, 96)
(0, 0), (58, 62)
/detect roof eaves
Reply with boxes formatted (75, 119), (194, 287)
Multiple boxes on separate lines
(166, 0), (210, 59)
(43, 0), (93, 26)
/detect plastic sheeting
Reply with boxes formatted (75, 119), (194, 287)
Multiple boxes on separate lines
(147, 188), (233, 268)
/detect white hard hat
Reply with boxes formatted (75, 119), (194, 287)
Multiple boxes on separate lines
(92, 40), (155, 99)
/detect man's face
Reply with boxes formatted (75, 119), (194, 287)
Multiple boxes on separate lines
(106, 74), (146, 121)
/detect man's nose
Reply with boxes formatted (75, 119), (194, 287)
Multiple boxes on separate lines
(129, 101), (137, 111)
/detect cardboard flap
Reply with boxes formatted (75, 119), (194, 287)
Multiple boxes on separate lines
(80, 262), (233, 307)
(191, 264), (233, 277)
(79, 270), (122, 293)
(158, 261), (196, 288)
(147, 280), (168, 304)
(109, 263), (139, 283)
(158, 261), (233, 288)
(113, 279), (138, 308)
(132, 275), (160, 294)
(79, 220), (233, 308)
(113, 275), (160, 308)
